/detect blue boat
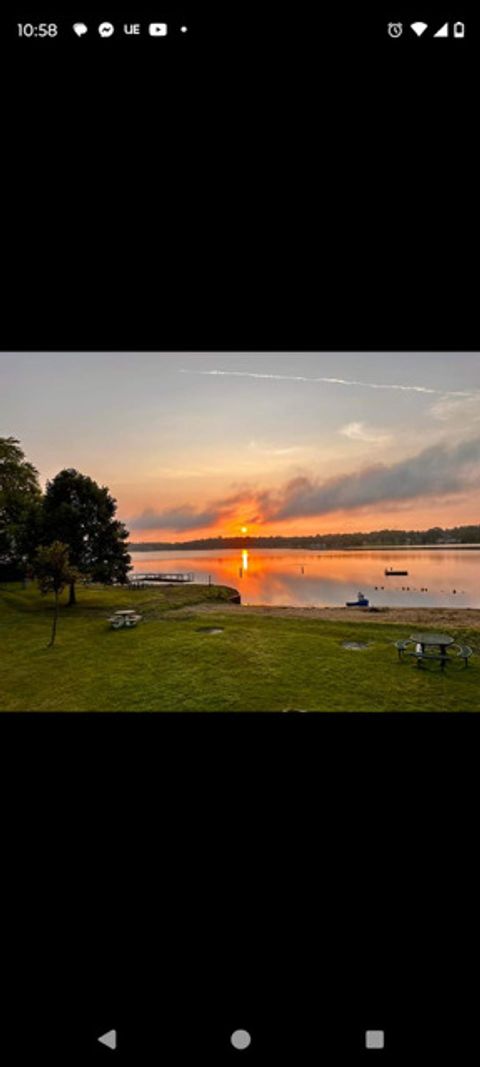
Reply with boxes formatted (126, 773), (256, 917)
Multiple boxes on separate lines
(346, 592), (369, 607)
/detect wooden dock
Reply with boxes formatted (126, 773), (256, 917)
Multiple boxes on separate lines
(129, 572), (194, 585)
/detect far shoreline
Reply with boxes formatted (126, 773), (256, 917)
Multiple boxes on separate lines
(129, 543), (480, 552)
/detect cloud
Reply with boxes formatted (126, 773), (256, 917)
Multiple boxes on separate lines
(128, 486), (258, 533)
(128, 436), (480, 533)
(261, 437), (480, 521)
(180, 367), (474, 398)
(429, 394), (480, 422)
(129, 505), (221, 532)
(248, 439), (304, 456)
(158, 466), (234, 478)
(340, 421), (392, 444)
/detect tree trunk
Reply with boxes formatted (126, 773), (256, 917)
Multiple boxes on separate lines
(49, 591), (59, 647)
(68, 579), (76, 606)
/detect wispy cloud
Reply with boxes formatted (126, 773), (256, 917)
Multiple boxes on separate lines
(155, 466), (235, 478)
(179, 368), (474, 398)
(340, 421), (392, 445)
(429, 394), (480, 422)
(248, 439), (304, 456)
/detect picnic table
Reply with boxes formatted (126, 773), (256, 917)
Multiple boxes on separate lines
(109, 610), (142, 630)
(410, 632), (454, 654)
(395, 633), (473, 669)
(408, 632), (454, 670)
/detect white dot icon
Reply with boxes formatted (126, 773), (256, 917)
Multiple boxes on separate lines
(230, 1030), (252, 1050)
(180, 26), (188, 33)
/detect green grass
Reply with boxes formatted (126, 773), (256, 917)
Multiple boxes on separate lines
(0, 582), (479, 711)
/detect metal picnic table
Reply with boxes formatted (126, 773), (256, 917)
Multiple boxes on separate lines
(409, 632), (455, 670)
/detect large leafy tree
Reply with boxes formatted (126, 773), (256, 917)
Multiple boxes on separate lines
(42, 469), (131, 604)
(34, 541), (79, 647)
(0, 436), (42, 573)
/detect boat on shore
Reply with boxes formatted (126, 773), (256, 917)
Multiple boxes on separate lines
(385, 568), (409, 576)
(345, 592), (369, 607)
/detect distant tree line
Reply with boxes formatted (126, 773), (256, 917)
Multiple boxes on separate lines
(129, 525), (480, 552)
(1, 437), (131, 642)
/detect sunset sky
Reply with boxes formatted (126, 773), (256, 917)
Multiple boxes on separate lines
(1, 352), (480, 539)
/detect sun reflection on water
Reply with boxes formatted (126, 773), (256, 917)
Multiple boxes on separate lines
(130, 548), (480, 608)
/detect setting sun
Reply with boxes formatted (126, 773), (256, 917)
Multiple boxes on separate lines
(241, 526), (248, 534)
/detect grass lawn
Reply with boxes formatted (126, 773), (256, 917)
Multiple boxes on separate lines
(1, 582), (479, 712)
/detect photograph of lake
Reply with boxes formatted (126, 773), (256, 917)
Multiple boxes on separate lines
(130, 547), (480, 609)
(1, 351), (480, 711)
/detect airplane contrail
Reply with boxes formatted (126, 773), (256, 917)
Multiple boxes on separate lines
(179, 368), (473, 397)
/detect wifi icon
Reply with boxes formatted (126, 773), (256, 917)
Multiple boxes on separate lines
(410, 21), (428, 36)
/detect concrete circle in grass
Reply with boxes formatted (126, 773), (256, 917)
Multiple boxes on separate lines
(342, 641), (370, 650)
(196, 627), (224, 635)
(230, 1030), (252, 1050)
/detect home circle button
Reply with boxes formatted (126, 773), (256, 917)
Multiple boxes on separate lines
(230, 1029), (252, 1050)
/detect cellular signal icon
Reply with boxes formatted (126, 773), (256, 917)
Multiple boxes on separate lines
(434, 22), (449, 37)
(410, 21), (428, 36)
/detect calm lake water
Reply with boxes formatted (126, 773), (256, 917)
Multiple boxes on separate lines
(130, 548), (480, 608)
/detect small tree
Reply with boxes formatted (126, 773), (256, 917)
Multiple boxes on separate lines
(34, 541), (79, 647)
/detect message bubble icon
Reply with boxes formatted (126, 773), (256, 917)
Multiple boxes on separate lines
(73, 22), (88, 37)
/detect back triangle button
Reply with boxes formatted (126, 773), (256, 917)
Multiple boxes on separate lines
(98, 1030), (117, 1050)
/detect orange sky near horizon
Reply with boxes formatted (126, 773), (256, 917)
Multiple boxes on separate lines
(125, 493), (480, 542)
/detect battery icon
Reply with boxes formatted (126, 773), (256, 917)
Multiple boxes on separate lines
(453, 22), (465, 37)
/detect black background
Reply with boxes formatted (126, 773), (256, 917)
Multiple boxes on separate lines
(1, 2), (479, 1061)
(2, 1), (476, 350)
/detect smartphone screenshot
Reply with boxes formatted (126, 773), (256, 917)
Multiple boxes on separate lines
(0, 3), (478, 1062)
